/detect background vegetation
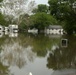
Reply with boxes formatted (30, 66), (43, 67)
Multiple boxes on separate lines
(0, 0), (76, 34)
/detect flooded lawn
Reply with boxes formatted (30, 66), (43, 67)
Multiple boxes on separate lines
(0, 33), (76, 75)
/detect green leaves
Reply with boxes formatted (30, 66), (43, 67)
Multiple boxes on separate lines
(37, 4), (48, 13)
(48, 0), (76, 34)
(30, 12), (58, 30)
(0, 13), (8, 26)
(32, 4), (48, 13)
(0, 0), (3, 2)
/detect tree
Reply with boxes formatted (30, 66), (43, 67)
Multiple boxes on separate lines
(18, 14), (31, 31)
(0, 0), (35, 25)
(48, 0), (58, 16)
(37, 4), (48, 13)
(63, 11), (76, 34)
(48, 0), (76, 19)
(30, 12), (58, 31)
(32, 4), (49, 13)
(0, 13), (9, 26)
(48, 0), (76, 34)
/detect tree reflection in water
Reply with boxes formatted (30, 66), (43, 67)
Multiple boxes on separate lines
(0, 42), (36, 69)
(47, 35), (76, 70)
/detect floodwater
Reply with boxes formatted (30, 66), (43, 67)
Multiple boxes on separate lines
(0, 33), (76, 75)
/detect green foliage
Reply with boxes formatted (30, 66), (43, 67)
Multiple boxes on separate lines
(0, 0), (3, 2)
(19, 22), (27, 31)
(48, 0), (76, 34)
(48, 0), (59, 16)
(48, 0), (76, 19)
(32, 8), (38, 13)
(18, 14), (31, 31)
(32, 4), (48, 13)
(30, 12), (58, 31)
(63, 12), (76, 34)
(38, 4), (48, 13)
(0, 13), (9, 26)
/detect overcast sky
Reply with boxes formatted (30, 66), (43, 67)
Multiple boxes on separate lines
(35, 0), (48, 5)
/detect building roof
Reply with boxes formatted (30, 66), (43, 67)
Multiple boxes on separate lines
(48, 25), (62, 29)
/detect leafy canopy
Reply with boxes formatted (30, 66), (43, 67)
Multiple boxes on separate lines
(30, 12), (58, 30)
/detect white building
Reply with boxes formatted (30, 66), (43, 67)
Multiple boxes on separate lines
(9, 25), (18, 33)
(45, 25), (64, 35)
(0, 24), (18, 37)
(28, 28), (38, 34)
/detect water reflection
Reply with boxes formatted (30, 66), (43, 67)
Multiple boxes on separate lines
(47, 35), (76, 70)
(0, 42), (36, 68)
(0, 31), (18, 38)
(51, 69), (76, 75)
(9, 32), (18, 37)
(0, 34), (76, 75)
(0, 33), (61, 75)
(0, 32), (4, 37)
(0, 62), (9, 75)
